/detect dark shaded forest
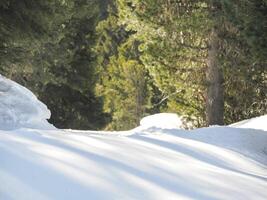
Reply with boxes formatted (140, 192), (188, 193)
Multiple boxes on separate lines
(0, 0), (266, 130)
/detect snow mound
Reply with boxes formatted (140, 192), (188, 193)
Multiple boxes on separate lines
(230, 115), (267, 131)
(140, 113), (183, 129)
(0, 75), (54, 130)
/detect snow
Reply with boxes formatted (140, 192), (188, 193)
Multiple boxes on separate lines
(0, 78), (267, 200)
(230, 115), (267, 131)
(139, 113), (183, 129)
(1, 119), (267, 200)
(0, 75), (54, 130)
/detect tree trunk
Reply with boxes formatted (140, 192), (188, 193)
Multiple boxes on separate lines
(206, 27), (224, 125)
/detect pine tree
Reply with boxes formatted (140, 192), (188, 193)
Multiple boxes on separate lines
(1, 0), (111, 130)
(0, 0), (65, 74)
(117, 0), (208, 126)
(94, 1), (160, 130)
(221, 0), (267, 123)
(34, 0), (109, 129)
(116, 0), (267, 126)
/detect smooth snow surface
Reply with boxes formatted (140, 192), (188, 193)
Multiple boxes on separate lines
(0, 79), (267, 199)
(1, 116), (267, 200)
(139, 113), (183, 129)
(0, 75), (53, 130)
(230, 115), (267, 131)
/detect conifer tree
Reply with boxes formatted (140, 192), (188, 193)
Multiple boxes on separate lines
(116, 0), (267, 126)
(95, 2), (154, 130)
(117, 0), (208, 126)
(1, 0), (110, 129)
(0, 0), (61, 75)
(34, 0), (109, 129)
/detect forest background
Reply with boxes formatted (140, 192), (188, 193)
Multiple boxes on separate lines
(0, 0), (266, 130)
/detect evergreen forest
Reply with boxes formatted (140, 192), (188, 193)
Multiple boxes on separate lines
(0, 0), (266, 130)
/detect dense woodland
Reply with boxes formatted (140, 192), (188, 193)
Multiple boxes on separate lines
(0, 0), (266, 130)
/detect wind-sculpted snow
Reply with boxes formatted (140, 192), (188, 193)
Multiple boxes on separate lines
(0, 75), (54, 130)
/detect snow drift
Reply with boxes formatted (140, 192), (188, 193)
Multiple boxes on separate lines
(0, 77), (267, 200)
(230, 115), (267, 131)
(139, 113), (183, 129)
(0, 75), (53, 130)
(1, 115), (267, 200)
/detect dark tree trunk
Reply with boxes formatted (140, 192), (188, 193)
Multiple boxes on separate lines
(206, 27), (224, 125)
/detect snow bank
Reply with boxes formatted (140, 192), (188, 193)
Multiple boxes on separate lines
(1, 116), (267, 200)
(139, 113), (183, 129)
(0, 78), (267, 199)
(0, 75), (54, 130)
(230, 115), (267, 131)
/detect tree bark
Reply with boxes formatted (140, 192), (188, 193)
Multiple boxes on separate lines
(206, 27), (224, 125)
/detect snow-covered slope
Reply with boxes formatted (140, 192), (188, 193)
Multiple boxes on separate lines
(0, 78), (267, 200)
(1, 120), (267, 200)
(230, 115), (267, 131)
(0, 75), (54, 130)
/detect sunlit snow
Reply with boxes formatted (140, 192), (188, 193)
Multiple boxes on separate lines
(230, 115), (267, 131)
(139, 113), (183, 129)
(0, 76), (267, 200)
(0, 75), (54, 130)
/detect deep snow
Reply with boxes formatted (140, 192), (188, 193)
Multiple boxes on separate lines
(1, 124), (267, 200)
(0, 75), (267, 200)
(0, 75), (53, 130)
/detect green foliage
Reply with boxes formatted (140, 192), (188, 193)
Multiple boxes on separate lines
(0, 0), (266, 129)
(115, 0), (266, 126)
(0, 0), (67, 71)
(95, 3), (155, 130)
(34, 0), (109, 129)
(116, 0), (209, 126)
(0, 0), (110, 130)
(98, 55), (148, 130)
(220, 0), (267, 123)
